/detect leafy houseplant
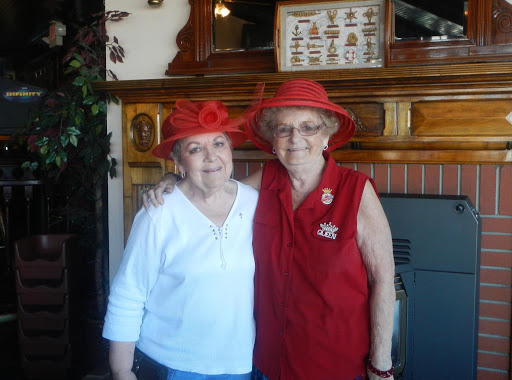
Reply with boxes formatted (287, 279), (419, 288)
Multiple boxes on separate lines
(9, 10), (130, 318)
(18, 10), (129, 178)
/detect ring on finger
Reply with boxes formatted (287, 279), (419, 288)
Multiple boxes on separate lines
(140, 187), (150, 196)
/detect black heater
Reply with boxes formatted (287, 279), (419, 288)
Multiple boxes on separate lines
(380, 194), (481, 380)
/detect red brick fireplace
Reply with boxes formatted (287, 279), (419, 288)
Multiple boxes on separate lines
(234, 162), (512, 379)
(355, 163), (511, 379)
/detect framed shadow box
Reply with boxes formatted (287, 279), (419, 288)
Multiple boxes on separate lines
(275, 0), (387, 72)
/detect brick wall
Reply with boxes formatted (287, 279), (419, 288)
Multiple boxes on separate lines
(233, 162), (512, 379)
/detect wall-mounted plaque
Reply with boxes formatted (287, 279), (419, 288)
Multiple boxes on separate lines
(275, 0), (386, 72)
(130, 113), (155, 152)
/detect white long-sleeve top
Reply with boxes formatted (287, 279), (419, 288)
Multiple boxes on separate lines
(103, 181), (258, 375)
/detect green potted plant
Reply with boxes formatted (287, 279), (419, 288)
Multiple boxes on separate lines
(9, 10), (130, 320)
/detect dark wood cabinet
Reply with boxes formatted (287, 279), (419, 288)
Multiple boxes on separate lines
(166, 0), (512, 76)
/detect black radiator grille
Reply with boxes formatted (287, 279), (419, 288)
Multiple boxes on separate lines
(392, 238), (411, 265)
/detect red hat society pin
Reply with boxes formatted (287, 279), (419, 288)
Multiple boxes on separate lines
(321, 188), (334, 205)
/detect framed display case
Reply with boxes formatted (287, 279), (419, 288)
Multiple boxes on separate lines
(275, 0), (387, 72)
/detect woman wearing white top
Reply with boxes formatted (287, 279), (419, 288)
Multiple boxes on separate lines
(102, 100), (258, 380)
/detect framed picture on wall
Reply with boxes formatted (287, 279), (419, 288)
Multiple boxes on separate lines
(274, 0), (387, 72)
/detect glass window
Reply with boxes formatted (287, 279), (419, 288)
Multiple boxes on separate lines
(393, 0), (468, 41)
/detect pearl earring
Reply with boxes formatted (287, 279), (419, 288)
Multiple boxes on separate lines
(272, 148), (276, 155)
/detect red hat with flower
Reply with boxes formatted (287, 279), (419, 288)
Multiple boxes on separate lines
(245, 79), (355, 155)
(152, 99), (248, 160)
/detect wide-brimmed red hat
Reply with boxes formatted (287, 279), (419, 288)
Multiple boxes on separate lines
(245, 79), (355, 154)
(152, 99), (248, 160)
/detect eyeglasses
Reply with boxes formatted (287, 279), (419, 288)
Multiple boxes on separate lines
(273, 123), (324, 138)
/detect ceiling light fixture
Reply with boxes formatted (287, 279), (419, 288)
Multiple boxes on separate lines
(215, 1), (231, 17)
(147, 0), (164, 6)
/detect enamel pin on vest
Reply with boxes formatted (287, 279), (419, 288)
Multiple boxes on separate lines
(317, 222), (338, 240)
(321, 188), (334, 205)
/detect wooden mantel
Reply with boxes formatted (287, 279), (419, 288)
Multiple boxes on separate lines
(95, 61), (512, 166)
(95, 61), (512, 102)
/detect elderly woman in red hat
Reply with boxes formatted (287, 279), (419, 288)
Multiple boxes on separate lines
(103, 100), (258, 380)
(144, 79), (395, 380)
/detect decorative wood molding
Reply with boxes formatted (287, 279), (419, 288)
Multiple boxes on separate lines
(232, 149), (512, 164)
(175, 3), (194, 55)
(345, 108), (372, 133)
(130, 113), (155, 152)
(166, 0), (275, 75)
(493, 0), (512, 33)
(96, 61), (512, 103)
(94, 62), (512, 165)
(492, 0), (512, 44)
(127, 162), (162, 168)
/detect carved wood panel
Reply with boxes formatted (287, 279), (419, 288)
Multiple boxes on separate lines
(411, 100), (512, 136)
(341, 103), (384, 136)
(124, 104), (164, 239)
(492, 0), (512, 44)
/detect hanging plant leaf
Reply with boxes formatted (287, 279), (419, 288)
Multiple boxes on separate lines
(70, 60), (82, 68)
(83, 96), (96, 105)
(73, 76), (85, 86)
(59, 150), (68, 162)
(72, 52), (85, 64)
(98, 101), (107, 114)
(61, 134), (70, 147)
(70, 135), (79, 147)
(40, 145), (49, 155)
(35, 136), (50, 146)
(66, 127), (81, 136)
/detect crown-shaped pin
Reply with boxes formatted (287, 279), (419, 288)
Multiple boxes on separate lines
(322, 188), (333, 193)
(319, 222), (338, 233)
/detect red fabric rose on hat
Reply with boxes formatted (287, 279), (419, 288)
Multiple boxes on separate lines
(169, 100), (229, 132)
(198, 103), (223, 129)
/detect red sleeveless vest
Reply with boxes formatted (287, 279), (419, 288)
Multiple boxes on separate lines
(253, 154), (374, 380)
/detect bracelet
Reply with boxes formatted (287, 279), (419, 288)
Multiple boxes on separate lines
(366, 358), (393, 378)
(166, 172), (182, 181)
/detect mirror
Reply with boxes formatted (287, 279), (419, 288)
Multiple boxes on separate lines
(394, 0), (468, 41)
(166, 0), (275, 75)
(213, 0), (275, 51)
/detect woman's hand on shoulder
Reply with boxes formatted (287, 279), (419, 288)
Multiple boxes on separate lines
(142, 172), (179, 209)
